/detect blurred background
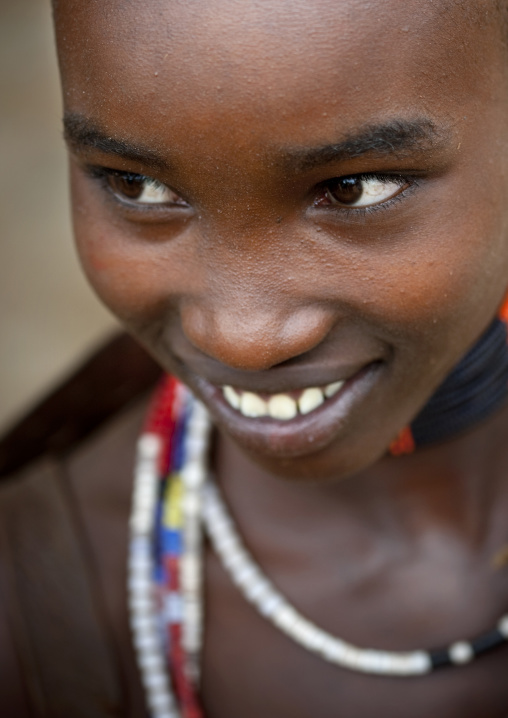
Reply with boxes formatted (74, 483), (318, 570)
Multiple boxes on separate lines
(0, 0), (116, 432)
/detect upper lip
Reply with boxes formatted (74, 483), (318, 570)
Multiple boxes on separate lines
(176, 355), (382, 394)
(170, 326), (387, 394)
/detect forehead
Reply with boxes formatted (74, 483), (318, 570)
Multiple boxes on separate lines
(54, 0), (502, 155)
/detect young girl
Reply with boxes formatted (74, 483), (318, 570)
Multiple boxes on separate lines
(2, 0), (508, 715)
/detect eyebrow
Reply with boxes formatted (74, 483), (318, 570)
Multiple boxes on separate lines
(64, 112), (444, 174)
(63, 113), (168, 170)
(282, 119), (445, 172)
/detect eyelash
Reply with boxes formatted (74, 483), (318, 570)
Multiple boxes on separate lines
(316, 173), (417, 218)
(86, 166), (187, 209)
(86, 166), (417, 217)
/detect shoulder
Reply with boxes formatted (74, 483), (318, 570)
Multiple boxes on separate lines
(0, 332), (161, 479)
(0, 333), (161, 717)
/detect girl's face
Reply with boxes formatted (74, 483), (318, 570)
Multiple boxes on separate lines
(55, 0), (508, 480)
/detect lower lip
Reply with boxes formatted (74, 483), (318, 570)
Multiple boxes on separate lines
(193, 363), (383, 459)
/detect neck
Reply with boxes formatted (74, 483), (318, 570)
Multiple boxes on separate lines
(215, 399), (508, 554)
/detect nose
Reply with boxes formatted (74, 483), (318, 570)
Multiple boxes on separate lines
(180, 297), (335, 372)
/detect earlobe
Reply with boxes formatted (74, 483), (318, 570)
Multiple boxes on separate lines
(389, 426), (415, 456)
(498, 291), (508, 324)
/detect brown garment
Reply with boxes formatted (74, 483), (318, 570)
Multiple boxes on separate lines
(0, 335), (162, 717)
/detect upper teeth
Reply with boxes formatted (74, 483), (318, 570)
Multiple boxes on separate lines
(298, 387), (324, 415)
(222, 381), (344, 420)
(268, 394), (298, 420)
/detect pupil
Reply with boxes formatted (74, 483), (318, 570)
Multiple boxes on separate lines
(331, 177), (363, 205)
(110, 173), (145, 199)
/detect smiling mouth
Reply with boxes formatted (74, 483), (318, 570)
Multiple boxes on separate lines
(221, 381), (344, 420)
(191, 360), (383, 459)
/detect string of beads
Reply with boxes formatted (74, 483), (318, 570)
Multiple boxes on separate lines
(128, 370), (508, 717)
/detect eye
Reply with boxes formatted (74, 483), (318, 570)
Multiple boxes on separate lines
(106, 171), (188, 206)
(319, 174), (408, 209)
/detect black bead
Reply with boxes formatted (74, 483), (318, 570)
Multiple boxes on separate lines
(430, 649), (452, 670)
(471, 629), (506, 656)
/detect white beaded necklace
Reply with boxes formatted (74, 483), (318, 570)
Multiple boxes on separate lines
(129, 432), (181, 718)
(202, 480), (432, 676)
(128, 390), (508, 716)
(128, 392), (210, 718)
(203, 479), (508, 674)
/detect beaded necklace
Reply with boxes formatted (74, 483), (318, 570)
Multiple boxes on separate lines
(129, 308), (508, 717)
(129, 378), (209, 718)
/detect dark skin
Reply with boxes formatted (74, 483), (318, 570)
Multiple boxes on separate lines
(53, 0), (508, 715)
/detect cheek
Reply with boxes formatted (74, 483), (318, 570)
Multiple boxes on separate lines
(375, 166), (508, 341)
(382, 228), (507, 346)
(70, 168), (200, 329)
(72, 222), (174, 338)
(387, 234), (508, 392)
(73, 224), (161, 324)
